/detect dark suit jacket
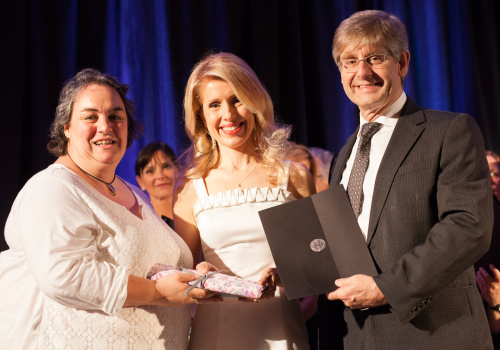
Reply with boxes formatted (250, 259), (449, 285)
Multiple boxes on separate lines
(329, 97), (494, 349)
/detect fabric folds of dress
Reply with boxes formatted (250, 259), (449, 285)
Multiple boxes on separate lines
(194, 187), (291, 217)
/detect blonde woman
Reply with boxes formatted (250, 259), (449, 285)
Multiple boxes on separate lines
(173, 52), (315, 350)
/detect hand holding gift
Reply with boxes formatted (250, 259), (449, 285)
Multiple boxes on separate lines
(257, 267), (280, 300)
(151, 270), (222, 305)
(147, 263), (268, 300)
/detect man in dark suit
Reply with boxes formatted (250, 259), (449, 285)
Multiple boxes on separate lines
(326, 10), (494, 349)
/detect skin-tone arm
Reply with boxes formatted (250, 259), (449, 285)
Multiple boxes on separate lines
(477, 264), (500, 333)
(173, 178), (203, 266)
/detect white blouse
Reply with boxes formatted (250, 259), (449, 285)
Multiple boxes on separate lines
(0, 164), (193, 349)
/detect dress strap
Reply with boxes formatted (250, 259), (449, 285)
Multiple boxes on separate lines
(277, 160), (292, 191)
(192, 178), (209, 200)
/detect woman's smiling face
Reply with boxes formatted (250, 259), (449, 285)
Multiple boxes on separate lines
(64, 83), (128, 168)
(199, 77), (255, 153)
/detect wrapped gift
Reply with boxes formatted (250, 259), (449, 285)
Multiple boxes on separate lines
(146, 263), (267, 299)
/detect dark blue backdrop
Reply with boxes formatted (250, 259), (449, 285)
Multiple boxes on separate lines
(1, 0), (499, 251)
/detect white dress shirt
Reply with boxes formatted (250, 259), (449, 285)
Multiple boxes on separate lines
(341, 92), (407, 239)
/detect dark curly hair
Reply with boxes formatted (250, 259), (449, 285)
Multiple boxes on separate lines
(47, 68), (144, 156)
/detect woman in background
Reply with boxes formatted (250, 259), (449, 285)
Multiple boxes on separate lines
(174, 52), (315, 349)
(136, 141), (179, 229)
(287, 141), (317, 181)
(308, 147), (334, 193)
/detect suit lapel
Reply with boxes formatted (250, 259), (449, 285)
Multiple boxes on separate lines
(367, 97), (426, 243)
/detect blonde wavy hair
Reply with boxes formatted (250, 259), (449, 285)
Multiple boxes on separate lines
(182, 52), (290, 180)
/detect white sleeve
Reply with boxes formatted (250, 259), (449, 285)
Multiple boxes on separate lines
(13, 174), (129, 315)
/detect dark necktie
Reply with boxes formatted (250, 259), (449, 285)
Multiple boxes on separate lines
(347, 122), (383, 218)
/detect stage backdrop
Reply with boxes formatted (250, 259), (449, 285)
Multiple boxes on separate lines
(1, 0), (498, 251)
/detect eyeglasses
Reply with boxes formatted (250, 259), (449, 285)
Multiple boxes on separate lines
(338, 53), (393, 73)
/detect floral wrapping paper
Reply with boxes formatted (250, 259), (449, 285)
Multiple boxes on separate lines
(146, 263), (267, 299)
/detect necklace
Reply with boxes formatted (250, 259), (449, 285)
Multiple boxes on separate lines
(67, 153), (117, 196)
(222, 162), (260, 188)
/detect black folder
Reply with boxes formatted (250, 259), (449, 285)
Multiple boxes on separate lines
(258, 185), (378, 300)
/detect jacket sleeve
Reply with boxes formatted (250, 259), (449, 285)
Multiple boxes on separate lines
(373, 113), (493, 323)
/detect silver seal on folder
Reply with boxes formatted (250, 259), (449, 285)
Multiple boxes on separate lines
(310, 239), (326, 252)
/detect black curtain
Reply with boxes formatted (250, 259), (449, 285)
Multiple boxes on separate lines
(1, 0), (498, 251)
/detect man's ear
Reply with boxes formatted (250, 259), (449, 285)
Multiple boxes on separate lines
(398, 51), (410, 79)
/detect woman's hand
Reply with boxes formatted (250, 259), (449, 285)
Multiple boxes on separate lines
(238, 267), (280, 302)
(195, 261), (219, 274)
(258, 267), (280, 299)
(477, 264), (500, 333)
(154, 272), (222, 306)
(476, 264), (500, 307)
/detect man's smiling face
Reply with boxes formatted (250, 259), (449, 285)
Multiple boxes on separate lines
(340, 45), (409, 121)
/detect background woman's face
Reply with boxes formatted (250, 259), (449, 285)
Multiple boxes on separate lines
(136, 150), (177, 201)
(487, 155), (500, 200)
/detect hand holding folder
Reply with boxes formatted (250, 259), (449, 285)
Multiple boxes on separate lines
(258, 185), (378, 300)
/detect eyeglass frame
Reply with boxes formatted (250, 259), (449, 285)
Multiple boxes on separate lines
(337, 52), (393, 72)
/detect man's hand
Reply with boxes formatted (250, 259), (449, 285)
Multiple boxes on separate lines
(326, 274), (387, 309)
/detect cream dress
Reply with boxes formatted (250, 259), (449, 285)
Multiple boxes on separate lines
(189, 161), (309, 350)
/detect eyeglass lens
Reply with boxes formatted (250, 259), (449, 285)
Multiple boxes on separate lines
(341, 53), (390, 72)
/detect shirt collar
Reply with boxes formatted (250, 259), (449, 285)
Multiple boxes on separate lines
(359, 92), (407, 130)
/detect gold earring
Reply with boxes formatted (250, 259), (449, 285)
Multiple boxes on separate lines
(194, 134), (210, 154)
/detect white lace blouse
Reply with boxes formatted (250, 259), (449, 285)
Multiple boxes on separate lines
(0, 164), (193, 349)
